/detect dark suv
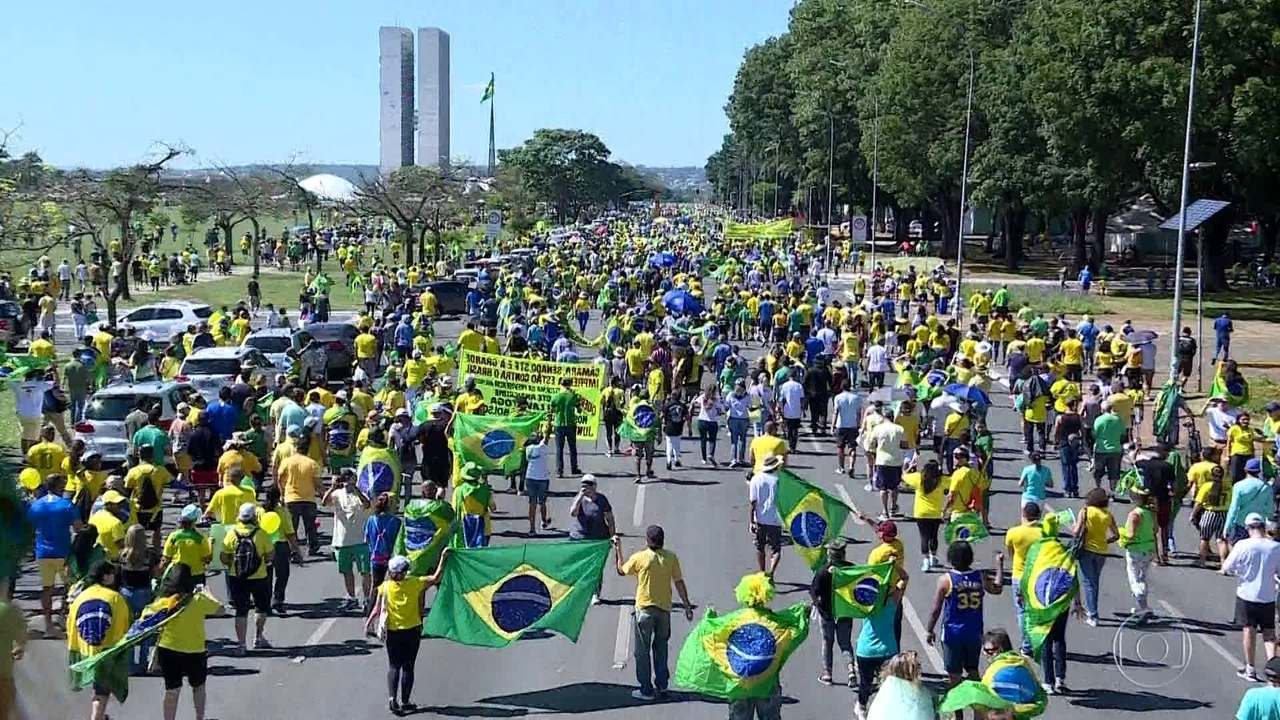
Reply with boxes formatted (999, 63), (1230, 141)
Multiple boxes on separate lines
(292, 322), (359, 381)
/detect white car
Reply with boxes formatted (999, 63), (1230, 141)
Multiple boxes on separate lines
(86, 301), (213, 341)
(242, 328), (294, 374)
(178, 346), (278, 401)
(74, 381), (199, 465)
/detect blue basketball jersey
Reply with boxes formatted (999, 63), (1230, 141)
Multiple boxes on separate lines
(942, 569), (984, 643)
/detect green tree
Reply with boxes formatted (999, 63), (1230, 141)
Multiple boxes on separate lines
(498, 129), (615, 223)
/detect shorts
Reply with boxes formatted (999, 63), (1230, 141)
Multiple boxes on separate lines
(754, 523), (782, 553)
(525, 478), (549, 504)
(157, 647), (208, 689)
(18, 416), (41, 442)
(1176, 358), (1193, 377)
(1235, 597), (1276, 631)
(943, 637), (982, 674)
(37, 558), (66, 587)
(227, 576), (271, 617)
(1064, 364), (1082, 382)
(335, 543), (372, 575)
(874, 465), (903, 491)
(138, 510), (163, 532)
(836, 428), (858, 451)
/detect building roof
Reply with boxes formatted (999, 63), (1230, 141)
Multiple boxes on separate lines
(298, 173), (358, 203)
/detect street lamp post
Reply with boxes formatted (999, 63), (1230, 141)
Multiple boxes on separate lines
(826, 111), (836, 266)
(1169, 0), (1204, 382)
(773, 142), (781, 218)
(870, 95), (880, 274)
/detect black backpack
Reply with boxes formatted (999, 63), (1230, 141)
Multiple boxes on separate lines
(137, 468), (159, 512)
(232, 528), (262, 578)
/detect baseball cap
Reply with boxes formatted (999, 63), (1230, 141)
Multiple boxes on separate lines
(876, 520), (898, 540)
(1246, 513), (1266, 528)
(1247, 458), (1263, 475)
(101, 490), (126, 505)
(180, 504), (201, 522)
(580, 474), (597, 486)
(238, 502), (258, 522)
(388, 556), (411, 575)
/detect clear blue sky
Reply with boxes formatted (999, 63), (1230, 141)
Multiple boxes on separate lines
(1, 0), (791, 169)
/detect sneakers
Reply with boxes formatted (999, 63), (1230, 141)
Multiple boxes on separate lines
(853, 701), (867, 720)
(1238, 666), (1260, 682)
(591, 593), (602, 605)
(631, 689), (656, 701)
(1054, 680), (1068, 694)
(864, 483), (874, 492)
(836, 466), (846, 476)
(1041, 682), (1055, 696)
(1084, 614), (1099, 628)
(921, 557), (931, 573)
(254, 636), (273, 650)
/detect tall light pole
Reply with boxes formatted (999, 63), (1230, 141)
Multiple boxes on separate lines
(1169, 0), (1204, 380)
(826, 111), (836, 263)
(772, 142), (781, 218)
(870, 95), (880, 273)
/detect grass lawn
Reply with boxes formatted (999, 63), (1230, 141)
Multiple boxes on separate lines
(0, 392), (17, 451)
(134, 269), (362, 312)
(966, 282), (1110, 316)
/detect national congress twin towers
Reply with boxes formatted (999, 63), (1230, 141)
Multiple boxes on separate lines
(379, 26), (450, 174)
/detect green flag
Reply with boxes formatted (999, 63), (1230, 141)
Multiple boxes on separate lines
(1153, 380), (1181, 442)
(357, 445), (402, 498)
(481, 73), (495, 103)
(775, 469), (850, 569)
(618, 400), (658, 443)
(944, 511), (990, 544)
(831, 561), (894, 619)
(674, 602), (810, 700)
(395, 499), (455, 576)
(939, 680), (1014, 714)
(423, 540), (609, 646)
(454, 411), (546, 474)
(70, 591), (194, 700)
(1020, 536), (1079, 659)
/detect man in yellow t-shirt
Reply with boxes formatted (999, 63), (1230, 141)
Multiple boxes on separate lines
(354, 330), (379, 379)
(612, 525), (694, 680)
(1059, 330), (1085, 382)
(220, 504), (274, 652)
(1004, 503), (1045, 653)
(278, 451), (322, 554)
(26, 427), (67, 480)
(205, 471), (258, 525)
(749, 421), (789, 473)
(88, 491), (129, 559)
(945, 449), (984, 516)
(163, 505), (214, 580)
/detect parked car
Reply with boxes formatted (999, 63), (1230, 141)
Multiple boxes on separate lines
(242, 328), (294, 374)
(292, 322), (359, 382)
(87, 301), (213, 340)
(0, 300), (31, 348)
(74, 381), (199, 465)
(177, 346), (278, 401)
(423, 280), (469, 316)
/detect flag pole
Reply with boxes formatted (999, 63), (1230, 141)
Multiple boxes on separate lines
(487, 75), (497, 177)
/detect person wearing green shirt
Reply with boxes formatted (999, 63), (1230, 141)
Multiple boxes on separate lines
(1092, 402), (1125, 494)
(549, 378), (581, 477)
(130, 406), (171, 465)
(63, 353), (94, 423)
(1120, 486), (1157, 616)
(992, 285), (1011, 311)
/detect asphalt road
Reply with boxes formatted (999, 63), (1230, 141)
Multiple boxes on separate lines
(12, 300), (1258, 720)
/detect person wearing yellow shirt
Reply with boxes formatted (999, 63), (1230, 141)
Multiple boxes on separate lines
(749, 421), (789, 473)
(89, 491), (129, 559)
(1227, 414), (1260, 482)
(944, 449), (984, 517)
(1058, 330), (1085, 382)
(646, 364), (666, 403)
(219, 504), (275, 653)
(373, 553), (448, 713)
(1107, 385), (1134, 431)
(26, 428), (67, 480)
(230, 314), (252, 346)
(350, 382), (375, 421)
(1049, 376), (1080, 414)
(278, 449), (323, 554)
(162, 504), (214, 582)
(942, 411), (969, 471)
(1004, 503), (1046, 653)
(354, 330), (379, 379)
(29, 332), (56, 360)
(784, 335), (804, 361)
(218, 439), (263, 487)
(403, 353), (428, 393)
(1022, 391), (1049, 454)
(969, 291), (991, 321)
(903, 459), (946, 570)
(624, 343), (646, 383)
(1186, 449), (1220, 497)
(125, 457), (173, 548)
(1025, 336), (1046, 363)
(458, 323), (485, 354)
(634, 329), (656, 357)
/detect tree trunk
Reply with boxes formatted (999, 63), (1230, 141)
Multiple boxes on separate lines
(1004, 201), (1026, 271)
(222, 225), (235, 263)
(1261, 215), (1279, 263)
(934, 197), (960, 260)
(1090, 208), (1108, 274)
(117, 220), (133, 301)
(1070, 207), (1089, 272)
(404, 223), (416, 267)
(250, 218), (261, 278)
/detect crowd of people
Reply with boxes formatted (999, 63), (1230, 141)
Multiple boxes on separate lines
(1, 208), (1279, 720)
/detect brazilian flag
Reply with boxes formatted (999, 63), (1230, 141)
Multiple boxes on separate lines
(66, 584), (133, 701)
(454, 411), (546, 474)
(831, 562), (894, 619)
(618, 400), (658, 443)
(357, 445), (402, 498)
(775, 469), (850, 569)
(674, 602), (810, 700)
(395, 499), (455, 576)
(452, 480), (494, 549)
(1211, 364), (1249, 408)
(1020, 536), (1078, 659)
(0, 353), (52, 385)
(944, 511), (990, 543)
(982, 651), (1048, 718)
(423, 540), (610, 647)
(70, 591), (195, 696)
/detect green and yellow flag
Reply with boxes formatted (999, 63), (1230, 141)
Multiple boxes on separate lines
(944, 511), (990, 544)
(618, 400), (658, 443)
(775, 469), (850, 569)
(831, 561), (894, 619)
(982, 651), (1048, 717)
(423, 540), (609, 646)
(1020, 535), (1078, 659)
(454, 411), (546, 474)
(674, 603), (810, 700)
(357, 445), (402, 498)
(451, 477), (494, 549)
(395, 499), (455, 576)
(481, 72), (495, 103)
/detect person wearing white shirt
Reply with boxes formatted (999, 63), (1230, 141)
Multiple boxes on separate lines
(524, 436), (552, 534)
(749, 454), (785, 576)
(1222, 515), (1280, 681)
(14, 376), (52, 451)
(859, 401), (886, 489)
(832, 381), (866, 477)
(1206, 397), (1241, 446)
(866, 342), (889, 389)
(693, 387), (726, 466)
(778, 373), (806, 451)
(816, 323), (838, 355)
(749, 374), (774, 436)
(725, 380), (753, 468)
(868, 417), (906, 520)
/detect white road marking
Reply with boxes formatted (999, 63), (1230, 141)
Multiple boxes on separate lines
(1157, 599), (1238, 668)
(292, 617), (338, 662)
(901, 597), (946, 673)
(996, 376), (1010, 389)
(633, 484), (646, 528)
(835, 483), (863, 521)
(612, 606), (631, 669)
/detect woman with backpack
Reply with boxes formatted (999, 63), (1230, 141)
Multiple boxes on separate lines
(364, 493), (402, 589)
(219, 503), (274, 655)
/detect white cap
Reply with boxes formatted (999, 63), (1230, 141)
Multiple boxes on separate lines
(238, 502), (258, 522)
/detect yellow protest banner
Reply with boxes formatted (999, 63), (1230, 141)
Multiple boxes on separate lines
(458, 350), (605, 440)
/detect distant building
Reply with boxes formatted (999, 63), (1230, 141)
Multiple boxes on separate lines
(378, 27), (415, 174)
(416, 27), (451, 167)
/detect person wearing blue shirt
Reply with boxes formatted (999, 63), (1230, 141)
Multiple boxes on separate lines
(25, 474), (82, 635)
(854, 595), (901, 716)
(203, 386), (240, 442)
(1019, 452), (1053, 506)
(364, 495), (403, 587)
(394, 317), (414, 358)
(926, 541), (1004, 689)
(804, 334), (825, 366)
(1238, 656), (1280, 720)
(711, 341), (733, 375)
(1214, 312), (1235, 361)
(1077, 266), (1093, 292)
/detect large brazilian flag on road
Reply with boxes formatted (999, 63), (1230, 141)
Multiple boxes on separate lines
(424, 540), (610, 647)
(832, 561), (894, 619)
(674, 602), (810, 700)
(454, 411), (546, 474)
(1020, 535), (1079, 659)
(775, 469), (850, 569)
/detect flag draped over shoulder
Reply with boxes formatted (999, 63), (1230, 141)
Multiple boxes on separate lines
(0, 353), (52, 385)
(674, 602), (810, 700)
(451, 479), (494, 549)
(775, 469), (850, 569)
(395, 499), (455, 576)
(1153, 380), (1181, 442)
(618, 401), (658, 443)
(944, 511), (990, 543)
(70, 592), (195, 698)
(454, 412), (545, 474)
(1020, 536), (1078, 659)
(982, 651), (1048, 718)
(831, 562), (894, 619)
(423, 540), (609, 646)
(1211, 364), (1249, 407)
(357, 445), (402, 498)
(66, 586), (135, 701)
